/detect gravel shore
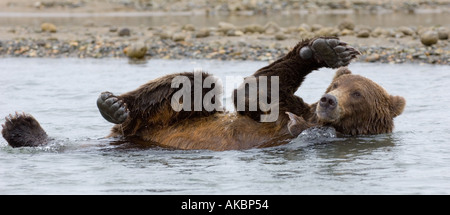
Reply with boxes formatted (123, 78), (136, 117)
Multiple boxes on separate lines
(1, 21), (448, 64)
(0, 0), (448, 64)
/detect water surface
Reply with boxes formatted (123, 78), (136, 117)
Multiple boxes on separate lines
(0, 58), (449, 194)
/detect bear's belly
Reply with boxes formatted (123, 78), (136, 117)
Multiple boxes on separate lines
(138, 114), (292, 151)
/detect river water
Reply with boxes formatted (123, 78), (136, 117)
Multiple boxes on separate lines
(0, 58), (449, 194)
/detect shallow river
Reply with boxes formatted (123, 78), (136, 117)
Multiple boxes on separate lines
(0, 58), (449, 194)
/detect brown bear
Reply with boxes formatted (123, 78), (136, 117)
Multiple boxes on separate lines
(1, 37), (406, 150)
(286, 67), (406, 137)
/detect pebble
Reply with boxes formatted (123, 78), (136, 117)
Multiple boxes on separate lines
(226, 29), (244, 37)
(437, 27), (448, 40)
(182, 24), (196, 31)
(275, 33), (287, 40)
(338, 19), (355, 31)
(357, 30), (371, 38)
(1, 22), (448, 65)
(340, 29), (354, 36)
(195, 28), (210, 38)
(109, 27), (118, 32)
(172, 32), (187, 41)
(299, 23), (312, 32)
(371, 27), (388, 37)
(311, 24), (323, 32)
(243, 24), (265, 34)
(398, 26), (415, 36)
(218, 22), (236, 33)
(118, 28), (131, 37)
(264, 22), (281, 35)
(420, 30), (438, 46)
(365, 53), (380, 62)
(124, 42), (147, 59)
(41, 23), (57, 33)
(159, 31), (172, 40)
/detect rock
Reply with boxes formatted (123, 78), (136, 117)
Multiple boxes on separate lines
(159, 31), (173, 40)
(36, 40), (46, 47)
(417, 26), (429, 36)
(109, 27), (118, 32)
(398, 26), (414, 36)
(124, 42), (147, 59)
(41, 23), (57, 33)
(371, 27), (388, 37)
(340, 29), (354, 36)
(311, 24), (323, 32)
(264, 21), (281, 35)
(356, 29), (370, 38)
(229, 1), (244, 12)
(195, 28), (210, 38)
(118, 28), (130, 37)
(338, 19), (355, 31)
(275, 33), (287, 40)
(182, 24), (195, 31)
(172, 32), (187, 41)
(420, 31), (438, 46)
(218, 22), (236, 33)
(365, 53), (380, 62)
(226, 29), (244, 37)
(437, 27), (448, 40)
(243, 24), (265, 34)
(299, 23), (312, 32)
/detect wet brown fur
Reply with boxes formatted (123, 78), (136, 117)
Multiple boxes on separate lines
(2, 113), (48, 147)
(109, 39), (325, 150)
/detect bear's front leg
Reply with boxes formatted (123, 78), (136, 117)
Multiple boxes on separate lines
(97, 91), (129, 124)
(300, 37), (360, 69)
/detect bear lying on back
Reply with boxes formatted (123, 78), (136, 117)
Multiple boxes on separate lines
(1, 37), (405, 150)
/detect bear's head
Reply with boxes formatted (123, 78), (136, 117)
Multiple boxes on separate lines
(315, 67), (406, 135)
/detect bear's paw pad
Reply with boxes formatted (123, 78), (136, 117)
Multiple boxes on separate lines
(309, 37), (360, 68)
(97, 92), (129, 124)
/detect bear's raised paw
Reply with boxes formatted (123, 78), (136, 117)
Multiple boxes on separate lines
(300, 37), (360, 68)
(97, 92), (129, 124)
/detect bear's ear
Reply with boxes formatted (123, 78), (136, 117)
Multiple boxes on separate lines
(390, 95), (406, 117)
(332, 67), (352, 81)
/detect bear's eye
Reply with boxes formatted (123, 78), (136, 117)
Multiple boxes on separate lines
(332, 83), (339, 89)
(351, 91), (362, 98)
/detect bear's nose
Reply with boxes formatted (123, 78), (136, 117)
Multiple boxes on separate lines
(319, 94), (337, 109)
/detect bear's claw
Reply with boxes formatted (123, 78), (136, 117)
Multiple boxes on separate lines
(300, 37), (360, 68)
(97, 91), (129, 124)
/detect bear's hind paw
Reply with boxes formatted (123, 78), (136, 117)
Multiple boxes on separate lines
(2, 112), (48, 147)
(97, 92), (129, 124)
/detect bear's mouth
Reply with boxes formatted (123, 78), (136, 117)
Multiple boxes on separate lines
(316, 109), (340, 122)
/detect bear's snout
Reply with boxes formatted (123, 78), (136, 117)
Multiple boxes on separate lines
(319, 94), (337, 110)
(316, 93), (340, 122)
